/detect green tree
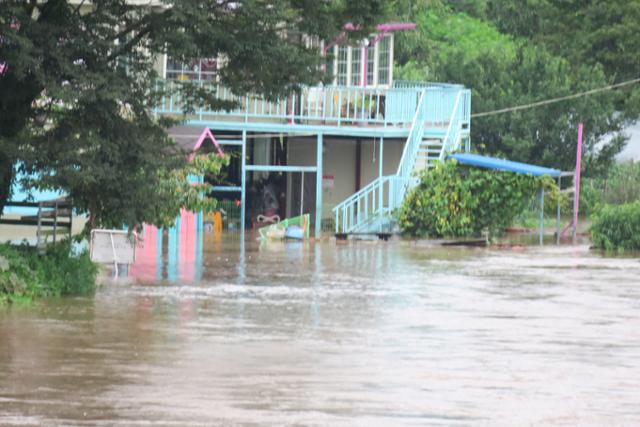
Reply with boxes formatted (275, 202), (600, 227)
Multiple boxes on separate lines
(450, 0), (640, 120)
(0, 0), (386, 224)
(394, 9), (629, 174)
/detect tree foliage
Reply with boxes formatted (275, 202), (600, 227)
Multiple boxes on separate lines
(0, 0), (387, 224)
(450, 0), (640, 121)
(398, 161), (560, 238)
(393, 5), (635, 175)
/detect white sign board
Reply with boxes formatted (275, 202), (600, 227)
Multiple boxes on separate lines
(90, 230), (136, 264)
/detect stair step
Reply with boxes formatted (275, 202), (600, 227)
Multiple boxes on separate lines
(418, 149), (442, 154)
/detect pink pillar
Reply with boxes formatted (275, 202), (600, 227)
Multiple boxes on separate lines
(573, 123), (584, 238)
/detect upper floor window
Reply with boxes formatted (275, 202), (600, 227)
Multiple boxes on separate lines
(336, 46), (348, 86)
(377, 36), (391, 85)
(166, 57), (218, 81)
(350, 48), (361, 86)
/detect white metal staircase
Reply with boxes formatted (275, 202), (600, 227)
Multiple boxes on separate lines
(333, 87), (471, 235)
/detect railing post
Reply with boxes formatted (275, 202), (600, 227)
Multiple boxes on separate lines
(337, 90), (343, 126)
(240, 130), (247, 238)
(315, 133), (323, 237)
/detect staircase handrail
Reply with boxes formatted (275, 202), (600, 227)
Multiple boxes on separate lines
(396, 88), (427, 179)
(331, 87), (470, 235)
(438, 91), (464, 162)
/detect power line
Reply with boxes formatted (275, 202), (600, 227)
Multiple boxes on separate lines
(471, 77), (640, 118)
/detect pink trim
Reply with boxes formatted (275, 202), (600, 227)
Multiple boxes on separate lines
(190, 127), (224, 161)
(376, 23), (416, 32)
(323, 22), (415, 56)
(344, 22), (416, 32)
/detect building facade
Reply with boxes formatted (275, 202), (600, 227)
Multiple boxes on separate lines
(156, 24), (471, 237)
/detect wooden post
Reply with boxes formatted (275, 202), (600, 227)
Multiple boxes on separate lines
(53, 201), (58, 244)
(36, 202), (42, 250)
(68, 199), (73, 240)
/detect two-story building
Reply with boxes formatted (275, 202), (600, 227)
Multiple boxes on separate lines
(156, 23), (471, 238)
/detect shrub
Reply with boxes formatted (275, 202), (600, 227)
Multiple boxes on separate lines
(591, 201), (640, 252)
(0, 242), (98, 304)
(398, 161), (561, 238)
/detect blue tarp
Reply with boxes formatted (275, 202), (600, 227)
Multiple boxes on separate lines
(448, 153), (562, 177)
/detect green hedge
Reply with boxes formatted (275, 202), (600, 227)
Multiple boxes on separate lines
(398, 161), (562, 238)
(591, 201), (640, 252)
(0, 242), (98, 305)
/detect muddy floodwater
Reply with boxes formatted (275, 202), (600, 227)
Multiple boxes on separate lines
(1, 236), (639, 426)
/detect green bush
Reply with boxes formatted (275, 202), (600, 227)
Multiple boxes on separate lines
(398, 161), (561, 238)
(0, 242), (98, 304)
(591, 201), (640, 252)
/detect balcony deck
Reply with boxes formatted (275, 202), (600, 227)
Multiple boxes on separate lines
(153, 80), (468, 138)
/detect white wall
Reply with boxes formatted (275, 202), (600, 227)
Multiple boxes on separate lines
(359, 138), (405, 187)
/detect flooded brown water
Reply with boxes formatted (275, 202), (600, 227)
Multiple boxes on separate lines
(1, 237), (639, 426)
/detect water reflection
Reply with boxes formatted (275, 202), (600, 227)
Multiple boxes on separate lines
(129, 209), (205, 283)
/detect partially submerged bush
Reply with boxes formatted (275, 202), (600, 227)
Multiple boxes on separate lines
(591, 201), (640, 252)
(0, 242), (98, 304)
(398, 161), (562, 238)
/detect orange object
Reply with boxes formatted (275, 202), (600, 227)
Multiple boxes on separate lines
(212, 211), (223, 233)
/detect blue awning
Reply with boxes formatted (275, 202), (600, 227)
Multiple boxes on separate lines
(448, 153), (562, 177)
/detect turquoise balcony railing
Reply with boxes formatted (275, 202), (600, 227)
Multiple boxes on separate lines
(154, 80), (425, 126)
(152, 80), (468, 129)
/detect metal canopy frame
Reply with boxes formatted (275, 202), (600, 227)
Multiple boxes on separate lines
(448, 153), (574, 245)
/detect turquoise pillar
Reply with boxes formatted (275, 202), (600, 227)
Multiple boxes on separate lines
(379, 137), (384, 214)
(315, 133), (323, 237)
(240, 130), (247, 238)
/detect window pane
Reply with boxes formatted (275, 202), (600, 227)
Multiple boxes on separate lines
(367, 45), (375, 85)
(377, 36), (390, 85)
(337, 46), (348, 86)
(166, 56), (217, 81)
(350, 48), (361, 86)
